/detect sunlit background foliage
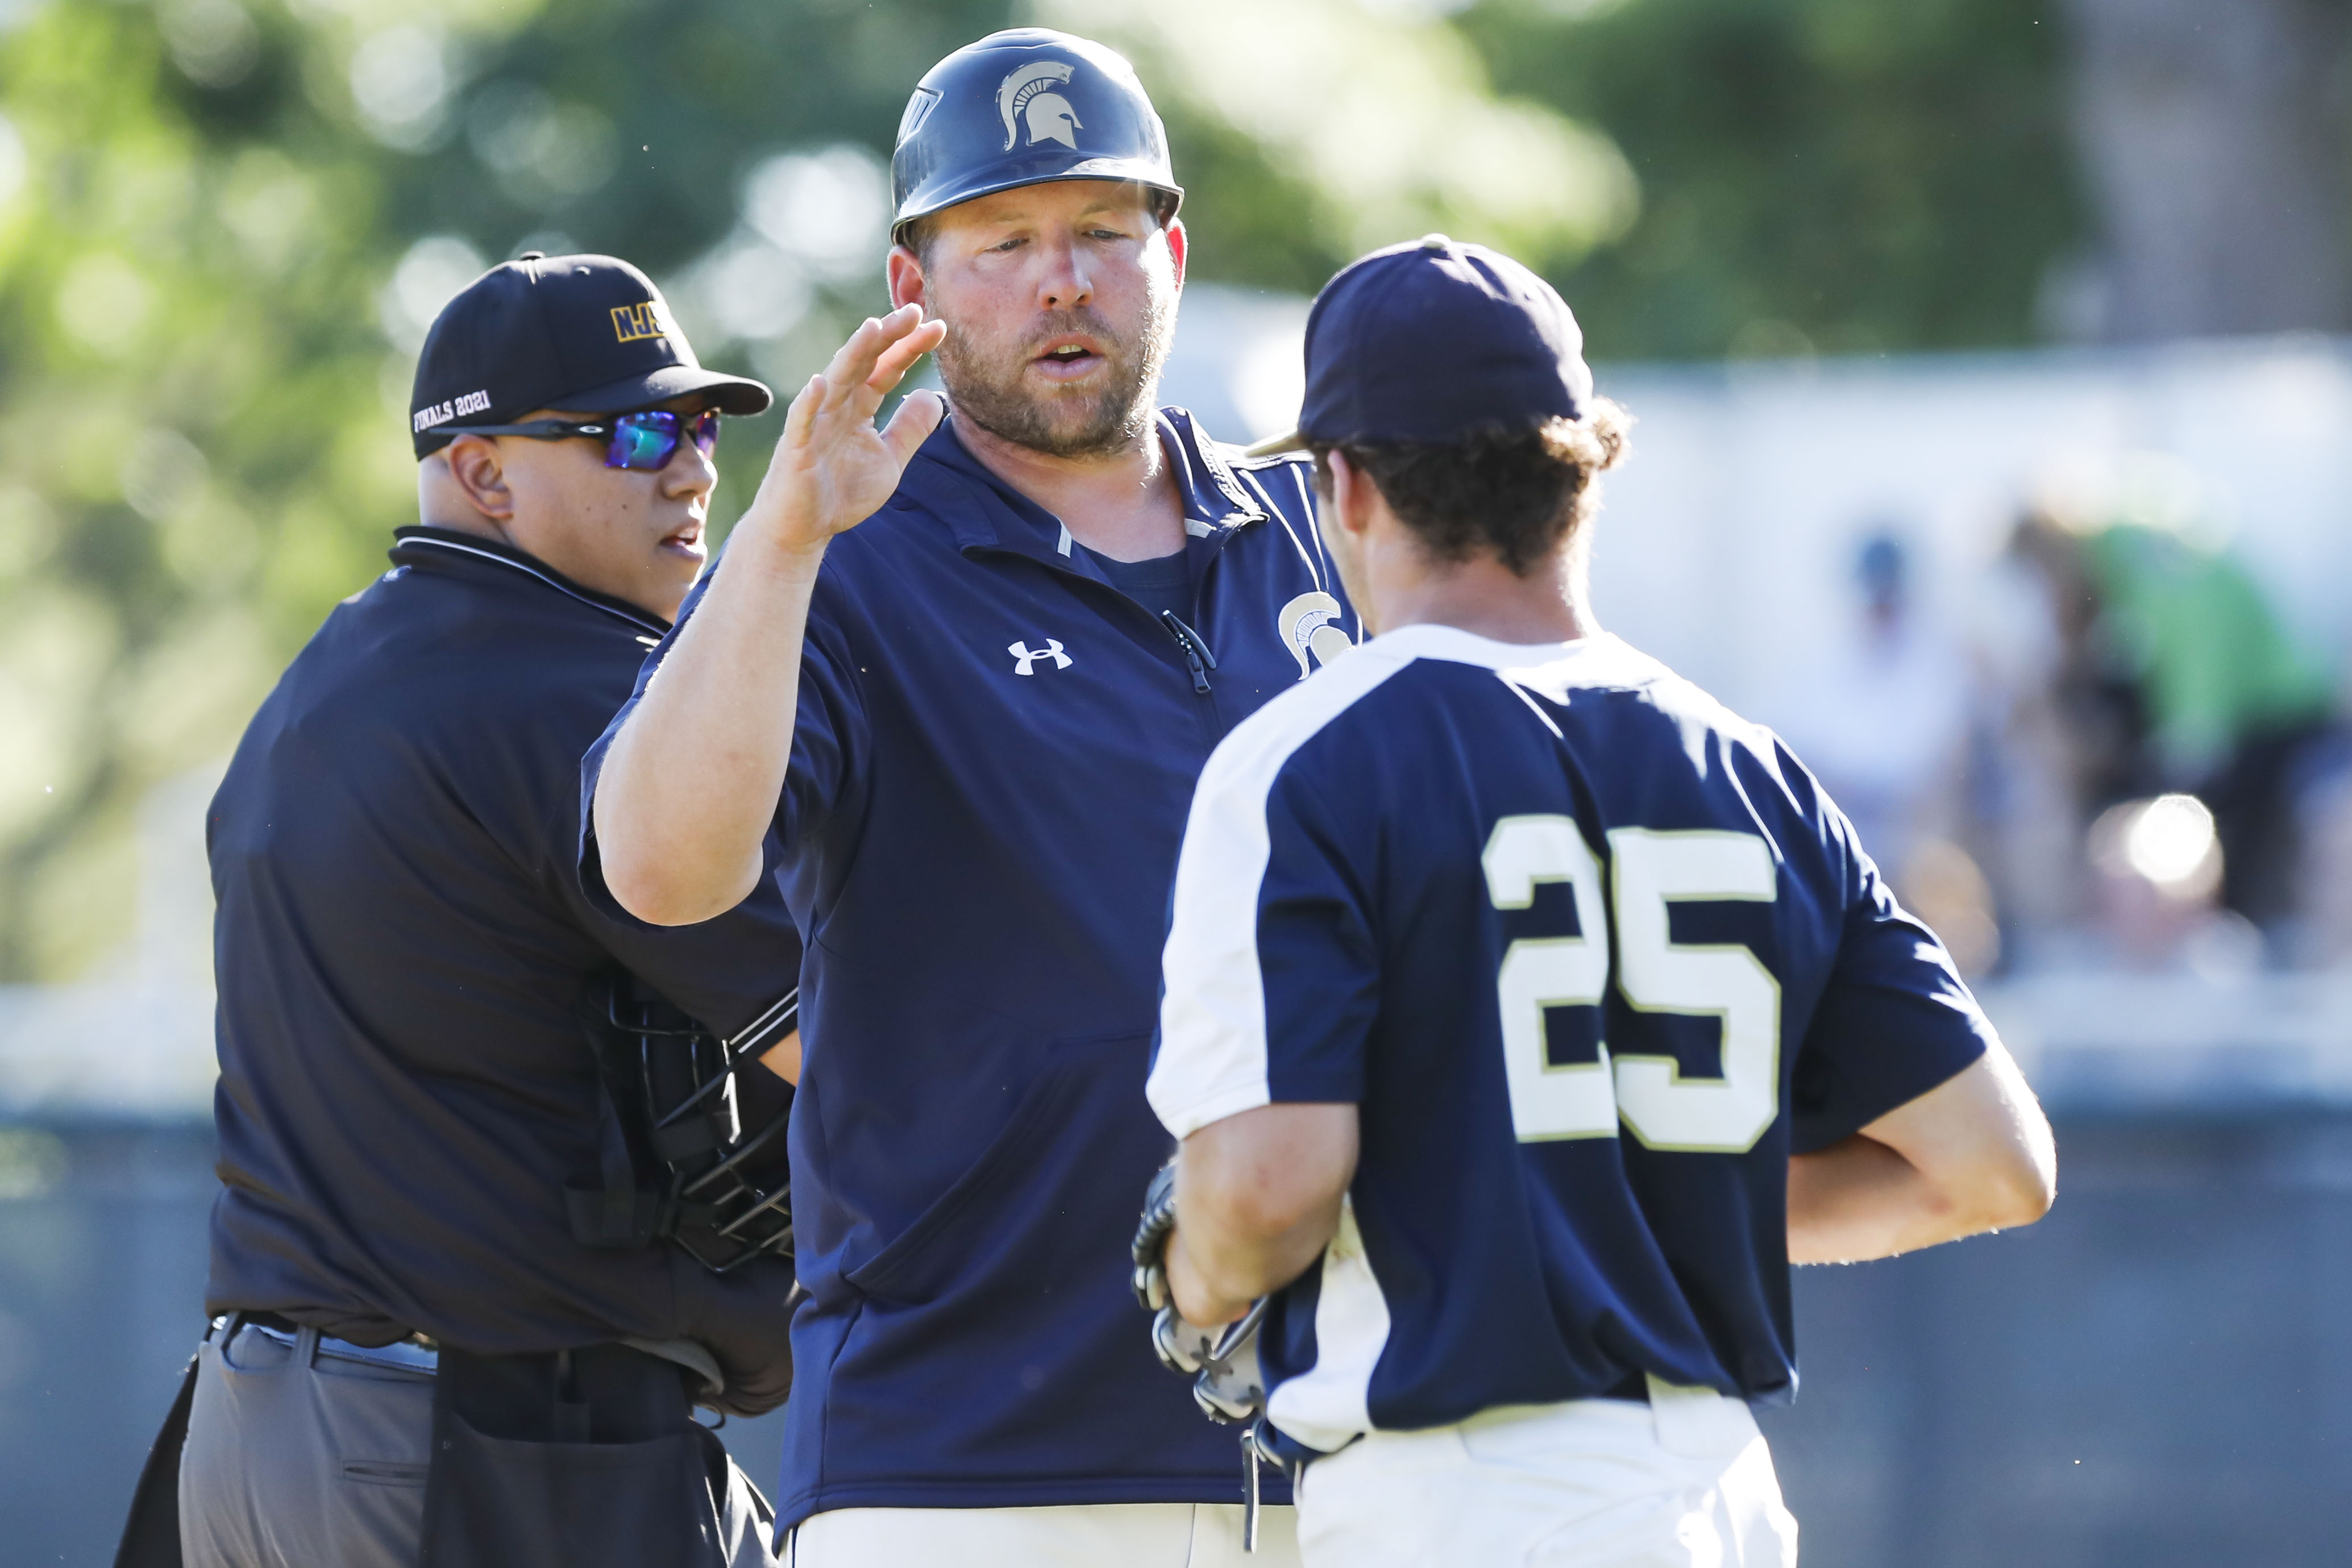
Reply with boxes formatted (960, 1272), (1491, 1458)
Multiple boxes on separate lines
(0, 0), (2083, 980)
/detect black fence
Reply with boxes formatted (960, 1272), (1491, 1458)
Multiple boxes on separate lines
(3, 1113), (2347, 1565)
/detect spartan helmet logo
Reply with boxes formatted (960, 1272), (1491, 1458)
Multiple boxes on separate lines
(1278, 592), (1355, 681)
(999, 60), (1083, 151)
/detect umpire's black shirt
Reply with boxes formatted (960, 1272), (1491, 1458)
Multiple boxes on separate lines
(206, 526), (802, 1354)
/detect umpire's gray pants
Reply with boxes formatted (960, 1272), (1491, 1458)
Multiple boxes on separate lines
(178, 1318), (779, 1568)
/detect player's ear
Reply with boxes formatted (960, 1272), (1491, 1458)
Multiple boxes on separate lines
(1325, 449), (1376, 543)
(1163, 215), (1187, 290)
(440, 434), (518, 523)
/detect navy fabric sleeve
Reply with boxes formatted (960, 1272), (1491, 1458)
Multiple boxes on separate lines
(561, 854), (804, 1049)
(568, 560), (866, 1042)
(1790, 844), (1993, 1155)
(1252, 764), (1381, 1107)
(577, 558), (864, 902)
(775, 587), (862, 855)
(576, 575), (703, 925)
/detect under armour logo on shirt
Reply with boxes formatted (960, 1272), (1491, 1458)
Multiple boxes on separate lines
(1008, 639), (1073, 676)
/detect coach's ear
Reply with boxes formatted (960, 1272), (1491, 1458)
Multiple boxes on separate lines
(887, 244), (926, 314)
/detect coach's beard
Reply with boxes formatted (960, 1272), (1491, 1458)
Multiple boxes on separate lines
(937, 298), (1172, 460)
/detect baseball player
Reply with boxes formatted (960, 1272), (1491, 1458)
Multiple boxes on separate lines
(583, 28), (1360, 1568)
(123, 256), (804, 1568)
(1133, 238), (2058, 1567)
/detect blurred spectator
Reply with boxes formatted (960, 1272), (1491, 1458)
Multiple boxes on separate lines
(2006, 467), (2341, 948)
(1777, 531), (1969, 864)
(2002, 508), (2158, 814)
(1965, 522), (2092, 955)
(1773, 530), (2000, 972)
(2081, 522), (2333, 931)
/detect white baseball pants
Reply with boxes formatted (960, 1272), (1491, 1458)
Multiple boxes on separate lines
(1295, 1379), (1798, 1568)
(787, 1500), (1300, 1567)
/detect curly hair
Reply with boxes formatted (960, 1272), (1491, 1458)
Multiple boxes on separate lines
(1311, 398), (1634, 577)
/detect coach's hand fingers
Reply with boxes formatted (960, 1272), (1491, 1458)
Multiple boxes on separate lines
(868, 311), (946, 393)
(778, 371), (825, 457)
(815, 310), (899, 407)
(775, 309), (909, 462)
(746, 313), (941, 550)
(880, 389), (946, 467)
(817, 305), (931, 421)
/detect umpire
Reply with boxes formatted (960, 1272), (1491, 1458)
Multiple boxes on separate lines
(121, 256), (803, 1568)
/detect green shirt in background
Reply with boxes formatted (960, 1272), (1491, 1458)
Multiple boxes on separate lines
(2083, 522), (2337, 775)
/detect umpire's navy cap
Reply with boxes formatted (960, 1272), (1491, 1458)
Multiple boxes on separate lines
(409, 253), (771, 459)
(1246, 235), (1594, 458)
(891, 28), (1182, 244)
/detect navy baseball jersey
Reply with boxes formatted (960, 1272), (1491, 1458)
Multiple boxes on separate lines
(1148, 624), (1992, 1454)
(583, 410), (1360, 1524)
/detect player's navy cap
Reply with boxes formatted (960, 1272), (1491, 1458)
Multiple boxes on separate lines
(409, 252), (771, 459)
(891, 28), (1182, 244)
(1245, 235), (1593, 459)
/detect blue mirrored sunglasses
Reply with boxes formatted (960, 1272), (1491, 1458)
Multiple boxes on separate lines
(444, 408), (721, 471)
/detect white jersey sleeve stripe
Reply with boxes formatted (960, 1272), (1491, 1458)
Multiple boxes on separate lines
(1265, 1197), (1393, 1451)
(1148, 644), (1411, 1141)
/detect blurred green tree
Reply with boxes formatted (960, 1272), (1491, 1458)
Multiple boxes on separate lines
(1052, 0), (1639, 294)
(1456, 0), (2084, 360)
(0, 0), (1018, 980)
(0, 0), (2085, 982)
(0, 0), (409, 978)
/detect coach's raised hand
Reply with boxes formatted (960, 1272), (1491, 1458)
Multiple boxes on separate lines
(592, 306), (945, 927)
(745, 303), (947, 553)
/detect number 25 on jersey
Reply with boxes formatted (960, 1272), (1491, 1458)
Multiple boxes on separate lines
(1482, 815), (1781, 1155)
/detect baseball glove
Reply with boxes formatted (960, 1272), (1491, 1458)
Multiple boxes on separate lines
(1131, 1159), (1269, 1425)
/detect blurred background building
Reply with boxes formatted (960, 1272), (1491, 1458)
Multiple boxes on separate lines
(5, 0), (2352, 1560)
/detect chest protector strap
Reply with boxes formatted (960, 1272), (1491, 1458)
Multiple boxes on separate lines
(566, 970), (796, 1274)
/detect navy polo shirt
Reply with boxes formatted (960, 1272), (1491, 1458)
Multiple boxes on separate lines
(584, 411), (1361, 1523)
(208, 527), (803, 1355)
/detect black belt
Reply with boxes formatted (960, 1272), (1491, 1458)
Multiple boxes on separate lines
(212, 1312), (439, 1375)
(236, 1308), (433, 1347)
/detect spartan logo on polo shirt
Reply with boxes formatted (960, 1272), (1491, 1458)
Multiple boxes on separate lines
(610, 301), (671, 344)
(413, 389), (492, 434)
(998, 61), (1082, 151)
(1279, 591), (1354, 680)
(1007, 638), (1073, 675)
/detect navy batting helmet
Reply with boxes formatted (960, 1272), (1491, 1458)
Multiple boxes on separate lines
(890, 28), (1183, 244)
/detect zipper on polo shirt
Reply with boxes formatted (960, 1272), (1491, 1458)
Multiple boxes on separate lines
(966, 519), (1244, 712)
(1160, 611), (1217, 695)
